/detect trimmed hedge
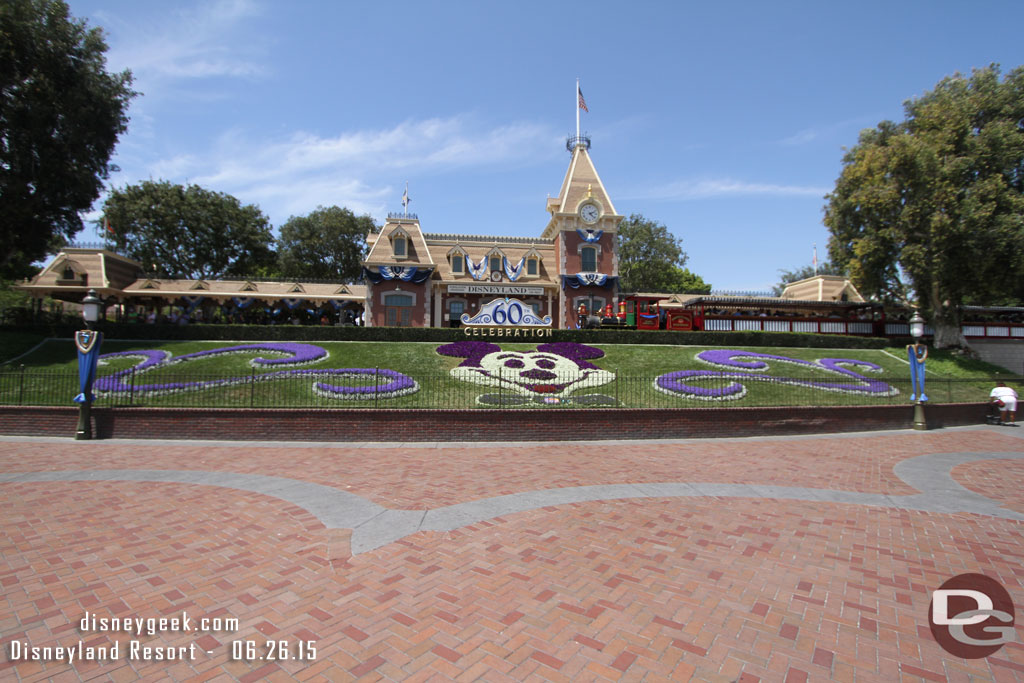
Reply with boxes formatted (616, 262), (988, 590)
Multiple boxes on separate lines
(2, 322), (891, 349)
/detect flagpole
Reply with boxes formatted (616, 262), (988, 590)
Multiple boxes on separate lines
(576, 78), (580, 140)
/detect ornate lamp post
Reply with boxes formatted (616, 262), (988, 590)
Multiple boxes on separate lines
(908, 310), (928, 431)
(74, 290), (104, 440)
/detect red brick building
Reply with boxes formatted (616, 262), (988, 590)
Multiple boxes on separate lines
(361, 137), (623, 328)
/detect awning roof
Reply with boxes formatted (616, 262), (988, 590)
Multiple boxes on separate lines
(675, 296), (883, 310)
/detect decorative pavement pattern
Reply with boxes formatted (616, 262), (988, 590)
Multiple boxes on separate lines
(0, 426), (1022, 682)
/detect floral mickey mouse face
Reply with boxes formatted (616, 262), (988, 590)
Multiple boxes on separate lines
(437, 341), (615, 398)
(455, 350), (613, 397)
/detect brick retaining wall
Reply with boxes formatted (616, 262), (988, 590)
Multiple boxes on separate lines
(0, 403), (988, 441)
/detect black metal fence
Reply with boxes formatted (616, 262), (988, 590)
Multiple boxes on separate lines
(0, 368), (1006, 410)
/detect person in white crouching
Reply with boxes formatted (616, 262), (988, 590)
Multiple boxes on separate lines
(989, 382), (1018, 426)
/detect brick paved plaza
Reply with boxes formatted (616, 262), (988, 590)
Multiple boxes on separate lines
(2, 426), (1023, 682)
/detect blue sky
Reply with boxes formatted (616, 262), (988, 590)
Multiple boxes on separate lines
(67, 0), (1024, 291)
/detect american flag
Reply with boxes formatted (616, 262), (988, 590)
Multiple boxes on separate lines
(578, 86), (588, 113)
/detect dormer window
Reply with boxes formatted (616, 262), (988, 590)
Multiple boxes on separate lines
(62, 267), (75, 280)
(451, 254), (464, 274)
(393, 236), (407, 257)
(490, 255), (502, 272)
(526, 258), (538, 276)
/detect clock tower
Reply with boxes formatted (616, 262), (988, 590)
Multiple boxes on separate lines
(542, 135), (623, 327)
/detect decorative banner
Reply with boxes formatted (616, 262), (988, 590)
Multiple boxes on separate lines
(503, 256), (525, 282)
(231, 296), (256, 309)
(460, 298), (551, 327)
(576, 228), (603, 243)
(182, 295), (205, 314)
(362, 266), (433, 284)
(466, 255), (488, 281)
(908, 343), (928, 401)
(561, 273), (616, 289)
(73, 330), (104, 404)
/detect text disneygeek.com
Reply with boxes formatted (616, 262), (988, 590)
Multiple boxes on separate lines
(5, 611), (317, 664)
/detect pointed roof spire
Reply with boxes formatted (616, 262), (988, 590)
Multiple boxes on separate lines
(551, 142), (617, 217)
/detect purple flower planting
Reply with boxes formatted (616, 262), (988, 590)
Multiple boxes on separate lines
(655, 349), (898, 401)
(94, 343), (417, 400)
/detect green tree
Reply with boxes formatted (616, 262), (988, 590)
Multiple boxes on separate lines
(103, 181), (275, 279)
(824, 65), (1024, 348)
(0, 0), (135, 277)
(771, 261), (845, 296)
(277, 206), (373, 281)
(663, 266), (712, 294)
(616, 214), (711, 293)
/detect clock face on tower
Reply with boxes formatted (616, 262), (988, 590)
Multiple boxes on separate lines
(579, 203), (600, 224)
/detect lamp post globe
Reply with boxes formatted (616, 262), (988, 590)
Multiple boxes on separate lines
(909, 310), (925, 341)
(81, 289), (103, 328)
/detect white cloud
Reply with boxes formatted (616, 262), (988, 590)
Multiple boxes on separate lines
(103, 0), (267, 86)
(777, 117), (876, 146)
(627, 178), (830, 201)
(133, 116), (556, 226)
(778, 128), (822, 146)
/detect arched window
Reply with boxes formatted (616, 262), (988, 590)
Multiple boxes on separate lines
(581, 246), (597, 272)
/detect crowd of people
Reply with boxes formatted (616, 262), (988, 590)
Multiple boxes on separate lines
(121, 305), (363, 326)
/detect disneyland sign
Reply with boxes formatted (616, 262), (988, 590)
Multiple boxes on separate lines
(448, 284), (545, 296)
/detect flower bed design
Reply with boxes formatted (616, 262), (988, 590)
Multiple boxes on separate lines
(95, 343), (418, 400)
(437, 341), (616, 405)
(655, 349), (899, 401)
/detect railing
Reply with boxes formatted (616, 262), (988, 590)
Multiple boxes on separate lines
(0, 368), (1008, 410)
(704, 316), (1024, 339)
(703, 316), (879, 336)
(708, 290), (774, 298)
(961, 324), (1024, 339)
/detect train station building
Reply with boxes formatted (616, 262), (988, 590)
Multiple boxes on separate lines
(360, 136), (622, 328)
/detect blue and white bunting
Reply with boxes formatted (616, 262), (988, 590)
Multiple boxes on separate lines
(503, 257), (525, 282)
(466, 255), (488, 280)
(577, 273), (607, 286)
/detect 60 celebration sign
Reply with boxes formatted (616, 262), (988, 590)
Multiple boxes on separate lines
(460, 298), (551, 327)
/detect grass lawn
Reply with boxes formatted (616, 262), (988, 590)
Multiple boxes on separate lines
(2, 337), (1016, 409)
(0, 331), (48, 365)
